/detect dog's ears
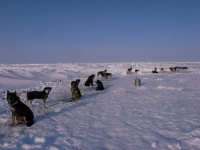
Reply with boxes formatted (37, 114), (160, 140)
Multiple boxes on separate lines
(44, 87), (52, 90)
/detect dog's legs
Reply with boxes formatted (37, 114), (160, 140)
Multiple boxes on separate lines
(29, 100), (34, 107)
(15, 115), (23, 126)
(72, 95), (75, 101)
(42, 99), (46, 108)
(26, 99), (33, 106)
(23, 117), (29, 126)
(11, 112), (15, 125)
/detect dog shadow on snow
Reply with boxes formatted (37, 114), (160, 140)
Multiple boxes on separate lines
(34, 86), (111, 123)
(34, 100), (90, 123)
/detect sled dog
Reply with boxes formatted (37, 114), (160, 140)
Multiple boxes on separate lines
(96, 80), (105, 91)
(71, 79), (81, 100)
(85, 74), (95, 86)
(7, 91), (34, 127)
(26, 87), (52, 108)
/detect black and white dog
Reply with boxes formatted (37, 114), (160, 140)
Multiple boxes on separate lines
(85, 74), (95, 86)
(97, 70), (107, 77)
(71, 79), (81, 101)
(103, 71), (112, 79)
(7, 91), (34, 127)
(96, 80), (105, 91)
(127, 67), (132, 74)
(26, 87), (52, 108)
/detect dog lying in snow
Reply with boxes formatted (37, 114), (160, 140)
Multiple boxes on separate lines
(71, 79), (81, 101)
(26, 87), (52, 108)
(7, 91), (34, 127)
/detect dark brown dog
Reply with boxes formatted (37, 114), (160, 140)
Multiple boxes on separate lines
(71, 79), (81, 100)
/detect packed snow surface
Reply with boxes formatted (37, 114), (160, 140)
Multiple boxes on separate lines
(0, 62), (200, 150)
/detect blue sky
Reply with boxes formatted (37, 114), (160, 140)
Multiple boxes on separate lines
(0, 0), (200, 64)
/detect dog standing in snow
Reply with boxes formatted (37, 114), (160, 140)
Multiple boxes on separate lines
(103, 72), (112, 79)
(97, 70), (107, 78)
(26, 87), (52, 108)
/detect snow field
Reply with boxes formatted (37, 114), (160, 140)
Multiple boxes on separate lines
(0, 62), (200, 149)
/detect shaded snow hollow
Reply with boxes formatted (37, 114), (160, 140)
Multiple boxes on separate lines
(0, 62), (200, 150)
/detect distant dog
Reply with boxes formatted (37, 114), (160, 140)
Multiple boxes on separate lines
(135, 69), (139, 73)
(26, 87), (52, 108)
(152, 67), (158, 74)
(97, 70), (107, 78)
(96, 80), (105, 91)
(170, 66), (188, 72)
(71, 79), (81, 100)
(103, 72), (112, 79)
(182, 67), (188, 70)
(7, 91), (34, 127)
(85, 74), (95, 86)
(169, 67), (176, 72)
(127, 67), (132, 74)
(152, 70), (158, 73)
